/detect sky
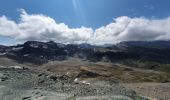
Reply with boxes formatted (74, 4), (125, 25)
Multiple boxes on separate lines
(0, 0), (170, 45)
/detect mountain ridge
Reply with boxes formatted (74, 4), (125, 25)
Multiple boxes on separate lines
(0, 40), (170, 65)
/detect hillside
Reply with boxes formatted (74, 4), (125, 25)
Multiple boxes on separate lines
(0, 41), (170, 100)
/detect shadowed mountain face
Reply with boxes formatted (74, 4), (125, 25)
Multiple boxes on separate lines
(0, 45), (9, 53)
(0, 41), (170, 65)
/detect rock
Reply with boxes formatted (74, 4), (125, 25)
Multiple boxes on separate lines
(49, 75), (58, 81)
(1, 76), (8, 81)
(22, 67), (29, 70)
(38, 73), (44, 77)
(35, 91), (40, 94)
(59, 75), (70, 82)
(38, 80), (45, 84)
(22, 96), (31, 100)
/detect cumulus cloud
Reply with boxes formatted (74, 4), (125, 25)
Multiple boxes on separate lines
(92, 16), (170, 44)
(0, 9), (170, 45)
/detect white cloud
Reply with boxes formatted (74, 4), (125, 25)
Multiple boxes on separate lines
(0, 9), (170, 45)
(92, 16), (170, 45)
(0, 16), (20, 37)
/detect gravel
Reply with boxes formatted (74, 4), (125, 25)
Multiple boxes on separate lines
(121, 83), (170, 100)
(0, 68), (148, 100)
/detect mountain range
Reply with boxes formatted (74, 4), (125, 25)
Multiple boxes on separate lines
(0, 40), (170, 73)
(1, 41), (170, 65)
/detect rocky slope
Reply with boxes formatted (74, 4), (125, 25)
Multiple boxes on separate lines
(122, 83), (170, 100)
(0, 67), (147, 100)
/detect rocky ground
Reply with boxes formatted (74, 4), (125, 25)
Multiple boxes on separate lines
(0, 67), (148, 100)
(0, 58), (170, 100)
(121, 83), (170, 100)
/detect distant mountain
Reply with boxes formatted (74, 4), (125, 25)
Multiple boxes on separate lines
(78, 43), (93, 48)
(117, 41), (170, 49)
(0, 41), (170, 65)
(0, 45), (9, 53)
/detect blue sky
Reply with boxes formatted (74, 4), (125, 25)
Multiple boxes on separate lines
(0, 0), (170, 28)
(0, 0), (170, 45)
